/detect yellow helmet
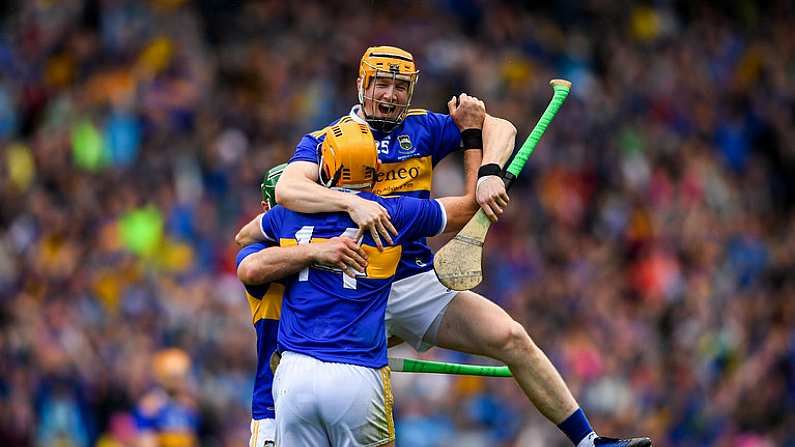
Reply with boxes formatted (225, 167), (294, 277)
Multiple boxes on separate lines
(357, 45), (419, 133)
(319, 119), (377, 190)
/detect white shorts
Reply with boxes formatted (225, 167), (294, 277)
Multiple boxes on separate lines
(273, 351), (394, 447)
(250, 418), (275, 447)
(386, 269), (457, 351)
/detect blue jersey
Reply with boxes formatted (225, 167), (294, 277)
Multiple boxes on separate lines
(259, 192), (446, 368)
(235, 242), (283, 420)
(135, 389), (199, 447)
(289, 106), (461, 281)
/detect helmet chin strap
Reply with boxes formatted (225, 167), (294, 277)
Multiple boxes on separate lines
(358, 80), (409, 133)
(360, 96), (406, 133)
(365, 116), (399, 133)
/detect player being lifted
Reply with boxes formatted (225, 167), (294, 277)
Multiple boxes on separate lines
(239, 46), (651, 446)
(236, 163), (370, 447)
(260, 120), (479, 446)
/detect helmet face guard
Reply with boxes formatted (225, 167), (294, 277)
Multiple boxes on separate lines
(261, 163), (287, 208)
(318, 141), (342, 188)
(358, 46), (419, 133)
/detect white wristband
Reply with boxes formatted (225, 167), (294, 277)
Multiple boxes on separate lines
(476, 175), (500, 195)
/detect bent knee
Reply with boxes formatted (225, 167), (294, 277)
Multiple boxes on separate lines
(489, 320), (537, 361)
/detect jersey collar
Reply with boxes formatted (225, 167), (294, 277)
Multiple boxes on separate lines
(349, 105), (368, 125)
(350, 105), (398, 138)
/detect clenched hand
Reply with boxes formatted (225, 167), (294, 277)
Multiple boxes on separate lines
(477, 176), (510, 222)
(312, 236), (369, 277)
(448, 93), (486, 131)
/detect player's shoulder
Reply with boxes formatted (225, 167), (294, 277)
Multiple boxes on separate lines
(281, 206), (336, 232)
(263, 204), (290, 221)
(366, 192), (419, 213)
(308, 115), (356, 139)
(403, 108), (450, 128)
(406, 108), (429, 117)
(403, 108), (430, 125)
(357, 191), (386, 203)
(259, 205), (299, 240)
(352, 192), (389, 215)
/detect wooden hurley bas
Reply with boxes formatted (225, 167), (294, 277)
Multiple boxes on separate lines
(434, 79), (572, 291)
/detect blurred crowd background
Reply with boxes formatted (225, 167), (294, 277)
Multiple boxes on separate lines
(1, 1), (794, 446)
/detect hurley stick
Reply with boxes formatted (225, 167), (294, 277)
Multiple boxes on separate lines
(434, 79), (572, 290)
(389, 357), (512, 377)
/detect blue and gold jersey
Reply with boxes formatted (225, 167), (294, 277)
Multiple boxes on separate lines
(135, 389), (199, 447)
(289, 105), (461, 280)
(259, 192), (446, 368)
(235, 242), (282, 420)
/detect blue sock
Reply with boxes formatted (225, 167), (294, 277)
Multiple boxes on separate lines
(557, 408), (594, 446)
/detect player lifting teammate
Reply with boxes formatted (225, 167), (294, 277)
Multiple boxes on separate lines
(239, 46), (651, 446)
(261, 120), (479, 446)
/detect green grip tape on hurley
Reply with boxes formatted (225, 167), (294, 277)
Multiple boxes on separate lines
(505, 80), (572, 179)
(390, 357), (513, 377)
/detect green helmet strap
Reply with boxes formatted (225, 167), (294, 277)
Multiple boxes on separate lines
(261, 163), (287, 208)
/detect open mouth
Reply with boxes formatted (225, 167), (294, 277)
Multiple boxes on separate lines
(377, 103), (396, 115)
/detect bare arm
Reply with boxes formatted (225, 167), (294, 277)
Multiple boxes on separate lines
(462, 148), (480, 197)
(482, 114), (517, 167)
(235, 214), (265, 247)
(275, 161), (355, 213)
(448, 94), (516, 222)
(476, 114), (516, 221)
(437, 196), (478, 234)
(433, 149), (481, 234)
(237, 244), (315, 284)
(237, 237), (368, 284)
(276, 161), (397, 249)
(425, 114), (516, 232)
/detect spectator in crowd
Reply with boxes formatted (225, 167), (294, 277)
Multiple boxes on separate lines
(134, 348), (199, 447)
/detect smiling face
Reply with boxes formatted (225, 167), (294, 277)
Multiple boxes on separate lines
(361, 75), (411, 123)
(356, 46), (419, 132)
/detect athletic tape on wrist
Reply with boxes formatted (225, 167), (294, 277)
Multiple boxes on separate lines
(476, 175), (499, 190)
(461, 128), (483, 150)
(477, 163), (501, 179)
